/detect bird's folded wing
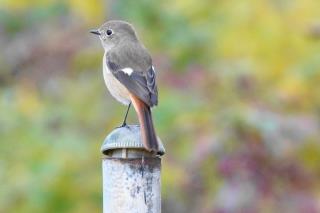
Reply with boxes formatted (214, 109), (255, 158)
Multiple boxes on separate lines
(106, 59), (158, 107)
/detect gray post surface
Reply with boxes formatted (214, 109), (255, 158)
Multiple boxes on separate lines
(101, 125), (165, 213)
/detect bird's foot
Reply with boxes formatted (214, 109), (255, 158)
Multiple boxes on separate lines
(116, 122), (129, 129)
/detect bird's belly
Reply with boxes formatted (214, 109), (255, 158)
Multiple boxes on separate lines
(103, 70), (131, 105)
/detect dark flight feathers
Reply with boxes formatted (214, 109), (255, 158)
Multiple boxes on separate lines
(106, 47), (158, 107)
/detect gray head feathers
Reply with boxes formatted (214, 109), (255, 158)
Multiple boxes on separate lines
(97, 20), (139, 50)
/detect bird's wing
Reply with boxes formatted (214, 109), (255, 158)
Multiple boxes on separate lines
(106, 55), (158, 107)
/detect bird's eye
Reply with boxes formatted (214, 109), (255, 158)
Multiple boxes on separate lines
(106, 29), (113, 36)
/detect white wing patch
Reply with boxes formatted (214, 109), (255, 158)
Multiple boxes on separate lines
(121, 67), (134, 76)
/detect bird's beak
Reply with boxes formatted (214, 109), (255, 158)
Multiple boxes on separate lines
(90, 29), (101, 36)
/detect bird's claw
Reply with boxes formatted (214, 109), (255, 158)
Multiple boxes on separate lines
(116, 122), (128, 129)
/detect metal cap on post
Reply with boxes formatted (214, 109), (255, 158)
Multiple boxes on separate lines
(101, 125), (165, 213)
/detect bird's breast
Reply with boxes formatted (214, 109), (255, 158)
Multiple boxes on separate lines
(103, 53), (131, 105)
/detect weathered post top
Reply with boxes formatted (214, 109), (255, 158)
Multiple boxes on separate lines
(101, 125), (165, 157)
(101, 125), (165, 213)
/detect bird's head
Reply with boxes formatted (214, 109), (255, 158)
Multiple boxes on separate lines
(90, 20), (138, 51)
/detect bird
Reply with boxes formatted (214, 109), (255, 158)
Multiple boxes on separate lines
(90, 20), (161, 155)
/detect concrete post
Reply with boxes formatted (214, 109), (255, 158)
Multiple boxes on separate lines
(101, 125), (165, 213)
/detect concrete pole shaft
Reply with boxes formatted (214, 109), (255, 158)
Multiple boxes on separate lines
(102, 157), (161, 213)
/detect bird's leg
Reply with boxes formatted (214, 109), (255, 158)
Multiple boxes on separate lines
(119, 102), (131, 127)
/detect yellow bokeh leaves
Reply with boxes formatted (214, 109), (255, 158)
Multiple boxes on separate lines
(0, 0), (57, 11)
(280, 76), (306, 98)
(68, 0), (105, 25)
(0, 0), (106, 25)
(16, 83), (43, 118)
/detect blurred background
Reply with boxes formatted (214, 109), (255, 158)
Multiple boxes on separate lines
(1, 0), (320, 212)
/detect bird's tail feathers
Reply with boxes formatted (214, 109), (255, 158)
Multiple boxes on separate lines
(130, 94), (159, 154)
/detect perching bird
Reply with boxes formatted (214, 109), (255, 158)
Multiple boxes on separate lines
(90, 20), (161, 154)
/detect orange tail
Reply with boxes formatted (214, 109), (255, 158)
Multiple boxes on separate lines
(130, 94), (159, 153)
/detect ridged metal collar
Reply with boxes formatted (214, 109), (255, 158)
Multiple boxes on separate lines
(101, 125), (165, 157)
